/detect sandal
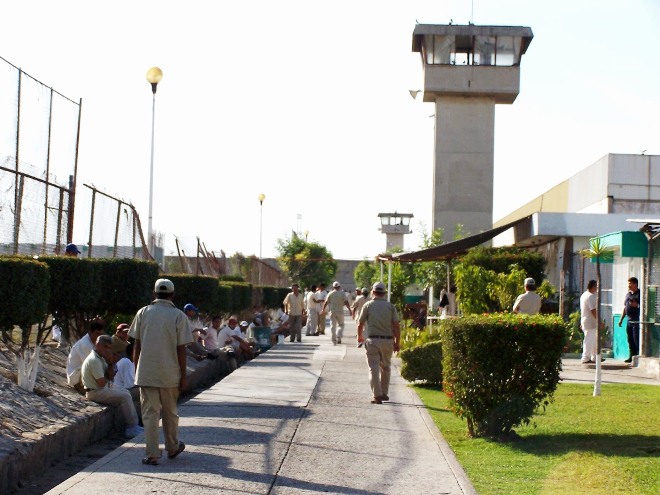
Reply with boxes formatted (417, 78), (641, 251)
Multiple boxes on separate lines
(142, 457), (159, 466)
(168, 441), (185, 459)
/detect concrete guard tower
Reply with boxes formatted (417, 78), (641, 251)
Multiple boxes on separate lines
(412, 24), (533, 237)
(378, 212), (413, 252)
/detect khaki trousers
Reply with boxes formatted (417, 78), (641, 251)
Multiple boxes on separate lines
(87, 386), (138, 428)
(330, 311), (345, 343)
(140, 386), (180, 458)
(306, 308), (318, 335)
(365, 338), (393, 398)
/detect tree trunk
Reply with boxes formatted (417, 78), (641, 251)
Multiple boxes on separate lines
(16, 345), (41, 392)
(593, 258), (602, 397)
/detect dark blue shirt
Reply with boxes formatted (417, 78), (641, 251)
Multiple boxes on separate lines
(624, 289), (641, 321)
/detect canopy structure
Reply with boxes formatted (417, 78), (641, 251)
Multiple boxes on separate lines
(378, 217), (529, 263)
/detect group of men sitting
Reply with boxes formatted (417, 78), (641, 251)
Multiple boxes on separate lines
(64, 305), (259, 438)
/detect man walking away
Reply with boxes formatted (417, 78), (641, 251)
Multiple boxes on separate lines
(512, 278), (542, 315)
(357, 282), (400, 404)
(323, 281), (352, 345)
(129, 278), (192, 466)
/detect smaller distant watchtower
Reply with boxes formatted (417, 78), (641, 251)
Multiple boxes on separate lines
(378, 212), (414, 252)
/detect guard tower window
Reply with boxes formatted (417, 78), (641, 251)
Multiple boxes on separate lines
(422, 34), (522, 66)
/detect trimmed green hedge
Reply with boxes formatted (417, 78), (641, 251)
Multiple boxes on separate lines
(400, 340), (443, 385)
(40, 256), (102, 316)
(167, 274), (219, 313)
(441, 314), (566, 439)
(221, 281), (252, 313)
(99, 259), (159, 315)
(0, 256), (50, 331)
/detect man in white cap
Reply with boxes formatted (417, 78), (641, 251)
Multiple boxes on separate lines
(512, 277), (542, 315)
(283, 283), (305, 342)
(357, 282), (400, 404)
(129, 278), (192, 466)
(322, 281), (352, 344)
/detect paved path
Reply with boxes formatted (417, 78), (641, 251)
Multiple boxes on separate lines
(46, 314), (476, 495)
(560, 358), (660, 386)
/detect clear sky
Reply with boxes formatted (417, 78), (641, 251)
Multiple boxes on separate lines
(1, 1), (659, 261)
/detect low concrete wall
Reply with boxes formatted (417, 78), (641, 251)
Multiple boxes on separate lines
(0, 356), (230, 494)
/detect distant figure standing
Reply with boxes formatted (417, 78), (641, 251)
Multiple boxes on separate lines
(323, 281), (351, 345)
(357, 282), (400, 404)
(314, 283), (328, 335)
(283, 283), (305, 343)
(580, 280), (599, 364)
(618, 276), (641, 363)
(129, 278), (192, 466)
(512, 278), (542, 315)
(352, 287), (369, 322)
(305, 284), (318, 336)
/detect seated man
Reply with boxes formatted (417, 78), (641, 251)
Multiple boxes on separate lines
(206, 316), (238, 372)
(219, 316), (253, 364)
(81, 335), (143, 438)
(270, 310), (291, 341)
(66, 320), (105, 393)
(183, 303), (217, 361)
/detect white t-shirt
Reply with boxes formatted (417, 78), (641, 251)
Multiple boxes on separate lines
(201, 325), (220, 350)
(114, 357), (136, 389)
(580, 290), (598, 331)
(66, 333), (94, 386)
(306, 291), (316, 312)
(217, 325), (236, 348)
(315, 289), (328, 312)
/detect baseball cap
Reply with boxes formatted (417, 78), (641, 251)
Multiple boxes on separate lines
(154, 278), (175, 294)
(239, 320), (249, 327)
(116, 323), (130, 333)
(372, 282), (386, 293)
(65, 243), (81, 254)
(524, 278), (536, 287)
(183, 303), (198, 312)
(111, 335), (129, 353)
(332, 281), (340, 288)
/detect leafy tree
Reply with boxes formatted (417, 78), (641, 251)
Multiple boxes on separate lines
(488, 264), (527, 312)
(413, 226), (448, 292)
(453, 263), (496, 314)
(354, 259), (378, 290)
(579, 237), (614, 397)
(276, 235), (336, 288)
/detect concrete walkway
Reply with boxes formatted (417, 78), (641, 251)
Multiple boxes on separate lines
(46, 314), (476, 495)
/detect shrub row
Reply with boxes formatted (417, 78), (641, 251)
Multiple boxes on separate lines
(400, 341), (443, 385)
(0, 256), (289, 339)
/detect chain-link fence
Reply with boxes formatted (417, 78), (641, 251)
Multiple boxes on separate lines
(0, 55), (80, 256)
(80, 184), (152, 260)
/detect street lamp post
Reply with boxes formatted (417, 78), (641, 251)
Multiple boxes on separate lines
(258, 193), (265, 285)
(146, 67), (163, 257)
(258, 193), (265, 258)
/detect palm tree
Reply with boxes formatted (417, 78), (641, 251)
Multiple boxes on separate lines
(579, 238), (614, 397)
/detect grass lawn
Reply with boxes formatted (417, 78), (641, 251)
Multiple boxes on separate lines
(414, 383), (660, 495)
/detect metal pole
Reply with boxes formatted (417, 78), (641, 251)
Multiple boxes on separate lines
(68, 98), (83, 244)
(387, 261), (393, 303)
(148, 91), (156, 256)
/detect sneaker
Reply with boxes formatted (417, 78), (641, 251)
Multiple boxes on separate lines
(125, 425), (144, 438)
